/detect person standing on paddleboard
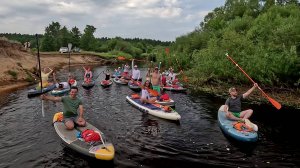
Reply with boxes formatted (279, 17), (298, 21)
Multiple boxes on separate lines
(224, 83), (258, 122)
(40, 86), (86, 130)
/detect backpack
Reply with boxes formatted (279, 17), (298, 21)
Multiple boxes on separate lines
(81, 129), (101, 142)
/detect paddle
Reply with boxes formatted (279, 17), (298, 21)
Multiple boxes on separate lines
(99, 132), (110, 151)
(94, 70), (104, 80)
(225, 53), (281, 110)
(36, 34), (44, 117)
(68, 43), (72, 73)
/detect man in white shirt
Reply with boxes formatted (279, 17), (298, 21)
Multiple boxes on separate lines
(131, 65), (141, 81)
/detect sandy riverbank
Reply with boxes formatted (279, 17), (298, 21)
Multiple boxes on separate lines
(0, 52), (113, 94)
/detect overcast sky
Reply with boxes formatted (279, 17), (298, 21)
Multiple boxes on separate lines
(0, 0), (225, 41)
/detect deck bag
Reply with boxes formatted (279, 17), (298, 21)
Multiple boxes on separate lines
(232, 121), (253, 132)
(81, 129), (101, 142)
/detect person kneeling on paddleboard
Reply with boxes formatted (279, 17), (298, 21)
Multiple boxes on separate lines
(41, 86), (86, 130)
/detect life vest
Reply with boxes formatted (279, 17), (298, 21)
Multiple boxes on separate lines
(81, 129), (101, 142)
(232, 121), (253, 132)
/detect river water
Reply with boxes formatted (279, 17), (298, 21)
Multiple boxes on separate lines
(0, 65), (299, 168)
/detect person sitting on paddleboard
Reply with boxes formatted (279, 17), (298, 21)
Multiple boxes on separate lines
(131, 64), (142, 85)
(114, 67), (122, 78)
(224, 83), (258, 122)
(167, 68), (182, 85)
(122, 63), (130, 77)
(102, 69), (111, 85)
(53, 72), (70, 90)
(83, 66), (93, 83)
(40, 86), (86, 130)
(37, 67), (54, 89)
(140, 80), (157, 104)
(68, 73), (76, 86)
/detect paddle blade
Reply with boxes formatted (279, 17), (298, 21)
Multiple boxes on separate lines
(268, 96), (282, 110)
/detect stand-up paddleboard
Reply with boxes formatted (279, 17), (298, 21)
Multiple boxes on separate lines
(100, 80), (113, 88)
(113, 78), (128, 85)
(218, 105), (258, 142)
(27, 84), (56, 98)
(126, 96), (181, 121)
(53, 112), (115, 160)
(82, 80), (95, 90)
(50, 88), (70, 96)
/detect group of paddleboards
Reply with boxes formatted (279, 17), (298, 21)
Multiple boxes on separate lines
(28, 60), (262, 161)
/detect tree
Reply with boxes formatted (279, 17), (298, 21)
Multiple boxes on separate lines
(80, 25), (97, 51)
(70, 26), (81, 49)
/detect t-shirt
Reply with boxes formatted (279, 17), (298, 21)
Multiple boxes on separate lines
(132, 69), (140, 80)
(225, 95), (244, 112)
(61, 96), (82, 117)
(168, 72), (177, 81)
(141, 89), (150, 99)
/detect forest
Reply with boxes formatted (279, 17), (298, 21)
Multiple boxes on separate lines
(1, 0), (299, 89)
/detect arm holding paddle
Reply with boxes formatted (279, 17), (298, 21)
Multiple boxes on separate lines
(242, 83), (258, 99)
(41, 94), (62, 102)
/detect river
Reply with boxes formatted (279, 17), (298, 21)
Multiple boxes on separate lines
(0, 65), (299, 168)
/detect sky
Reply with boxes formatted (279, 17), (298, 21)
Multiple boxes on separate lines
(0, 0), (225, 41)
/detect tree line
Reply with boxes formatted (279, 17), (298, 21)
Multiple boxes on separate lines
(0, 22), (171, 60)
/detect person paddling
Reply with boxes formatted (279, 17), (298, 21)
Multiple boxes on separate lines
(41, 86), (86, 130)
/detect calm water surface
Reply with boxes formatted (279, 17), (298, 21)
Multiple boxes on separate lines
(0, 65), (299, 168)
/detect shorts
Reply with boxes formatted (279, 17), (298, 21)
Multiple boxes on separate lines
(152, 85), (161, 93)
(231, 112), (241, 118)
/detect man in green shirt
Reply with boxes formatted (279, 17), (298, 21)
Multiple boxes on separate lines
(41, 86), (86, 130)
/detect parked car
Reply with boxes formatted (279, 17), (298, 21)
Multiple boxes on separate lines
(59, 47), (68, 53)
(73, 47), (81, 53)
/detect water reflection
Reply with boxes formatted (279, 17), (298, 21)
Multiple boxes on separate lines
(141, 113), (160, 136)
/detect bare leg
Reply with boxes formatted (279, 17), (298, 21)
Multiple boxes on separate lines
(76, 118), (86, 127)
(65, 120), (75, 130)
(240, 109), (253, 120)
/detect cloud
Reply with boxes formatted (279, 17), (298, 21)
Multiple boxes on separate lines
(0, 0), (225, 41)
